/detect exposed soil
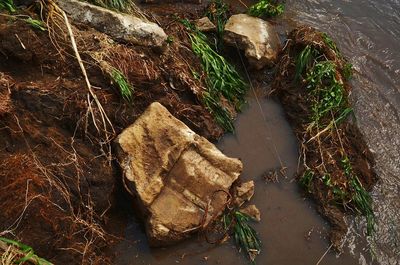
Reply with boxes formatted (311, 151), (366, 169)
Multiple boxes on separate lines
(0, 2), (380, 264)
(0, 6), (222, 263)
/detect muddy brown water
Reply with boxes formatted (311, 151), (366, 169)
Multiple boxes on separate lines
(116, 0), (399, 264)
(114, 90), (361, 265)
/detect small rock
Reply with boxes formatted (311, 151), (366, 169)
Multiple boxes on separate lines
(224, 14), (281, 69)
(240, 204), (261, 222)
(195, 17), (216, 32)
(58, 0), (167, 48)
(232, 180), (254, 206)
(115, 102), (243, 246)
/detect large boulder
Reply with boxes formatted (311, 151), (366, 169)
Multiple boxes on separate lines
(115, 102), (243, 246)
(224, 14), (281, 69)
(58, 0), (167, 48)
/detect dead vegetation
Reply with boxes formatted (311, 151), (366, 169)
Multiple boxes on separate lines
(0, 2), (224, 263)
(273, 26), (377, 249)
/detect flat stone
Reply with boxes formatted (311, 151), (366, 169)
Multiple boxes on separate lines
(115, 102), (242, 246)
(195, 17), (216, 32)
(58, 0), (167, 48)
(224, 14), (280, 69)
(232, 180), (255, 206)
(240, 204), (261, 222)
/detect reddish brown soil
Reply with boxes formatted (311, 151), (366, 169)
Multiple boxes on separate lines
(0, 9), (220, 263)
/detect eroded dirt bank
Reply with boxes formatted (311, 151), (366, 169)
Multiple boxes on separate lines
(0, 4), (221, 262)
(0, 0), (386, 264)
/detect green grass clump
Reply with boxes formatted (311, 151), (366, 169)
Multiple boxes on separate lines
(223, 211), (261, 263)
(0, 0), (16, 13)
(322, 32), (340, 56)
(305, 61), (347, 125)
(182, 19), (247, 132)
(206, 0), (229, 52)
(342, 156), (375, 235)
(110, 68), (133, 102)
(343, 62), (353, 80)
(295, 45), (319, 81)
(248, 0), (284, 18)
(300, 169), (314, 192)
(0, 237), (52, 265)
(292, 30), (375, 237)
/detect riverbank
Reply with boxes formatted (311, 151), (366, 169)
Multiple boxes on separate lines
(1, 1), (395, 264)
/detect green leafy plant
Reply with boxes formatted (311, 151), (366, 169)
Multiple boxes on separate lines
(248, 0), (284, 18)
(223, 211), (261, 263)
(182, 19), (247, 132)
(110, 68), (133, 102)
(305, 61), (346, 125)
(0, 0), (16, 13)
(0, 237), (52, 265)
(24, 17), (47, 31)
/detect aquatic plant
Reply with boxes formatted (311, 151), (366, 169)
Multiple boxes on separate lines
(182, 19), (247, 132)
(274, 27), (377, 243)
(0, 0), (16, 13)
(305, 61), (347, 126)
(110, 67), (133, 102)
(0, 237), (52, 265)
(248, 0), (284, 18)
(223, 211), (261, 263)
(296, 38), (375, 235)
(342, 156), (375, 235)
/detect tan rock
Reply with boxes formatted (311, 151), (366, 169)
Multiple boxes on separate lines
(58, 0), (167, 48)
(224, 14), (281, 69)
(195, 17), (216, 32)
(115, 102), (242, 246)
(232, 180), (255, 206)
(240, 204), (261, 222)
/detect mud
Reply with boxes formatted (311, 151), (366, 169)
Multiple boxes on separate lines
(0, 11), (220, 263)
(0, 1), (389, 264)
